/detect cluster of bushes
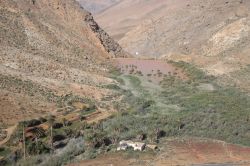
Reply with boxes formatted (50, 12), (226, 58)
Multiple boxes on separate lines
(17, 137), (85, 166)
(102, 112), (168, 143)
(169, 61), (216, 82)
(26, 141), (50, 155)
(159, 61), (250, 145)
(0, 147), (10, 157)
(26, 118), (45, 127)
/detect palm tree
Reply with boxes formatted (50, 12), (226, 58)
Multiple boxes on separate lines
(20, 121), (27, 159)
(62, 118), (67, 127)
(48, 115), (55, 152)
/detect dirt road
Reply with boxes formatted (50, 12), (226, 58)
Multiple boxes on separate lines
(0, 124), (17, 146)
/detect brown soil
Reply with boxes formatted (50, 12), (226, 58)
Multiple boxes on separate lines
(71, 154), (131, 166)
(156, 138), (250, 166)
(0, 89), (56, 125)
(114, 58), (186, 83)
(76, 138), (250, 166)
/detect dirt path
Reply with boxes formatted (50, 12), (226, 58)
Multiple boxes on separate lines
(86, 110), (113, 124)
(0, 124), (17, 146)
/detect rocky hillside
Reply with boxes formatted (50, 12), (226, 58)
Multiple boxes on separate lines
(0, 0), (126, 125)
(91, 0), (250, 91)
(119, 0), (250, 58)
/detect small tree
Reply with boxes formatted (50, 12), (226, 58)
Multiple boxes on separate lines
(19, 121), (27, 159)
(48, 115), (55, 153)
(62, 118), (67, 127)
(148, 130), (156, 143)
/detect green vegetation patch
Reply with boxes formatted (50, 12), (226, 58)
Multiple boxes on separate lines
(102, 61), (250, 146)
(0, 147), (11, 157)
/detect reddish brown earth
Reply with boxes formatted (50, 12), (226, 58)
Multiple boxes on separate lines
(157, 138), (250, 166)
(114, 58), (186, 83)
(75, 138), (250, 166)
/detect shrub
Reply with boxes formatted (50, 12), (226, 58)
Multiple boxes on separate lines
(53, 135), (66, 142)
(26, 119), (42, 127)
(39, 117), (47, 123)
(103, 84), (121, 90)
(26, 141), (50, 155)
(52, 123), (63, 129)
(18, 137), (85, 166)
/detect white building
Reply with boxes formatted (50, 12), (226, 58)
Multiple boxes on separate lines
(117, 140), (146, 151)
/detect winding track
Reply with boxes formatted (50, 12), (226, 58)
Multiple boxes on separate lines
(0, 124), (17, 146)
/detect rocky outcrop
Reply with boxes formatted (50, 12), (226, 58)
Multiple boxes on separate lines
(84, 12), (128, 58)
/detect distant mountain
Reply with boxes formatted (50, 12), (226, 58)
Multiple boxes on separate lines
(77, 0), (121, 14)
(118, 0), (250, 57)
(96, 0), (170, 40)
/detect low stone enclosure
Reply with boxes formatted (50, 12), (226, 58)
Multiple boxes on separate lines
(117, 140), (157, 151)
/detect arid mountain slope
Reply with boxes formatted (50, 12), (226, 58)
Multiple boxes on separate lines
(95, 0), (171, 40)
(77, 0), (121, 14)
(119, 0), (250, 58)
(93, 0), (250, 91)
(0, 0), (125, 125)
